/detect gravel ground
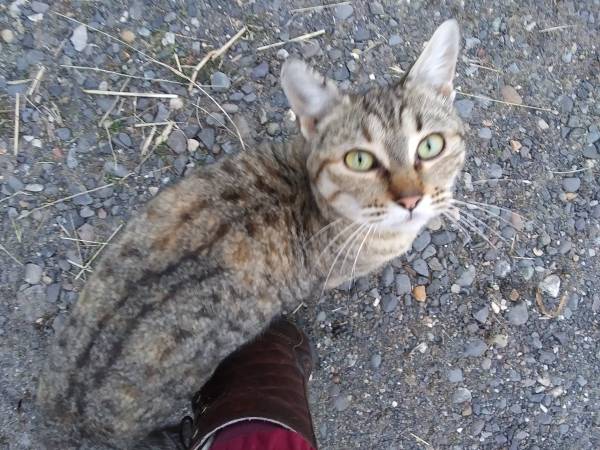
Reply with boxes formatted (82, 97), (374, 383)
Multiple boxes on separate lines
(1, 1), (599, 449)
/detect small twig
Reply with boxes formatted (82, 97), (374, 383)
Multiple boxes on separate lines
(141, 125), (156, 156)
(456, 91), (557, 113)
(83, 89), (177, 99)
(98, 79), (130, 127)
(408, 432), (434, 449)
(27, 66), (46, 97)
(153, 121), (174, 151)
(61, 65), (194, 86)
(0, 243), (23, 266)
(6, 79), (32, 85)
(134, 121), (180, 128)
(469, 62), (502, 73)
(13, 93), (20, 156)
(291, 302), (306, 315)
(257, 29), (325, 51)
(173, 52), (183, 74)
(71, 215), (86, 281)
(535, 289), (568, 318)
(539, 25), (575, 33)
(188, 26), (247, 93)
(18, 182), (119, 219)
(550, 167), (593, 174)
(290, 1), (351, 14)
(75, 224), (123, 280)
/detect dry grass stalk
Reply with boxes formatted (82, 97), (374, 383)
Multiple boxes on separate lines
(290, 1), (351, 14)
(61, 65), (191, 86)
(13, 93), (20, 156)
(83, 89), (178, 99)
(456, 91), (557, 113)
(0, 243), (23, 266)
(75, 224), (123, 280)
(27, 66), (46, 97)
(257, 29), (325, 51)
(535, 289), (568, 318)
(188, 26), (247, 93)
(539, 25), (575, 33)
(98, 79), (130, 128)
(141, 125), (157, 156)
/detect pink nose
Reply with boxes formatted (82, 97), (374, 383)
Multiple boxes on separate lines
(397, 195), (422, 211)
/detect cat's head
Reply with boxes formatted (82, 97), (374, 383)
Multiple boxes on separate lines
(281, 20), (465, 234)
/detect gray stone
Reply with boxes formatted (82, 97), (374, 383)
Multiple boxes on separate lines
(562, 177), (581, 192)
(103, 161), (129, 178)
(506, 302), (529, 325)
(71, 24), (88, 52)
(464, 338), (487, 357)
(251, 62), (269, 79)
(455, 100), (474, 119)
(211, 72), (231, 92)
(79, 206), (94, 218)
(31, 1), (50, 13)
(333, 65), (350, 81)
(380, 265), (394, 287)
(66, 148), (78, 168)
(266, 123), (280, 136)
(558, 95), (574, 114)
(583, 145), (599, 159)
(198, 128), (215, 149)
(494, 260), (511, 278)
(46, 283), (61, 303)
(24, 263), (42, 284)
(432, 231), (455, 246)
(56, 128), (72, 141)
(334, 4), (353, 20)
(354, 27), (370, 41)
(370, 354), (382, 369)
(413, 231), (431, 252)
(412, 259), (429, 277)
(465, 37), (481, 50)
(456, 266), (476, 287)
(333, 394), (350, 411)
(369, 2), (385, 15)
(395, 274), (411, 295)
(447, 368), (463, 383)
(7, 175), (24, 192)
(539, 274), (561, 298)
(478, 128), (492, 139)
(473, 306), (489, 324)
(114, 132), (132, 148)
(452, 387), (472, 403)
(388, 35), (402, 46)
(382, 294), (399, 313)
(167, 130), (187, 154)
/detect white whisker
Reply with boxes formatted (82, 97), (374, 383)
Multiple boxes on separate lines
(317, 220), (357, 262)
(350, 225), (374, 287)
(442, 211), (471, 242)
(455, 207), (509, 243)
(306, 218), (343, 245)
(458, 199), (529, 223)
(451, 199), (522, 231)
(448, 208), (497, 249)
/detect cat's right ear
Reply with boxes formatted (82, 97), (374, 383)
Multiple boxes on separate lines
(281, 60), (342, 139)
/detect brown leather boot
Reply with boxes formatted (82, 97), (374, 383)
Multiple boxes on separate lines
(180, 316), (318, 450)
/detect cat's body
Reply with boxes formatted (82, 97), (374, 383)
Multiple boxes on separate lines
(37, 20), (465, 449)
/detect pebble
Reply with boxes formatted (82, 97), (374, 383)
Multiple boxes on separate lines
(447, 368), (463, 383)
(24, 263), (43, 284)
(537, 119), (549, 130)
(455, 100), (474, 119)
(478, 128), (492, 139)
(103, 161), (129, 178)
(473, 306), (489, 324)
(167, 130), (187, 154)
(395, 274), (411, 295)
(412, 259), (429, 277)
(1, 29), (15, 44)
(276, 49), (289, 60)
(413, 285), (427, 302)
(333, 65), (350, 81)
(388, 35), (402, 46)
(333, 394), (351, 411)
(500, 85), (522, 104)
(31, 1), (50, 13)
(266, 123), (280, 136)
(464, 37), (481, 50)
(162, 32), (175, 45)
(369, 2), (385, 15)
(456, 266), (476, 286)
(120, 30), (135, 43)
(464, 338), (487, 357)
(506, 301), (529, 325)
(198, 128), (215, 149)
(539, 274), (561, 298)
(583, 145), (600, 159)
(494, 260), (511, 278)
(334, 4), (353, 20)
(452, 387), (472, 404)
(187, 139), (200, 152)
(562, 177), (581, 192)
(492, 334), (509, 348)
(24, 183), (44, 192)
(382, 294), (398, 313)
(316, 311), (326, 322)
(354, 27), (370, 42)
(71, 24), (88, 52)
(251, 62), (269, 79)
(80, 206), (94, 218)
(211, 72), (231, 92)
(370, 354), (382, 369)
(56, 128), (72, 141)
(380, 265), (394, 287)
(413, 231), (431, 252)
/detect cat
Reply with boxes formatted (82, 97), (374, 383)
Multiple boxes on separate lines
(37, 20), (465, 449)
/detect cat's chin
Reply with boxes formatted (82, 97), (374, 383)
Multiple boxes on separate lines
(377, 214), (430, 234)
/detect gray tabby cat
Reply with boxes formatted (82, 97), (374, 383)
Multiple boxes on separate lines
(37, 20), (465, 449)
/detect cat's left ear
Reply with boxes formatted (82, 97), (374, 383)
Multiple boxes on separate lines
(406, 19), (460, 98)
(281, 59), (342, 139)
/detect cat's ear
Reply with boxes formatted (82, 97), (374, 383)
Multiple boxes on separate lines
(281, 59), (342, 139)
(406, 19), (460, 98)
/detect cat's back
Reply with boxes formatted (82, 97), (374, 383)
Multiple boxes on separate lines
(36, 141), (315, 447)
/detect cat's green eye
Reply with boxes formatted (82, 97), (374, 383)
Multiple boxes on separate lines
(417, 133), (445, 160)
(344, 150), (376, 172)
